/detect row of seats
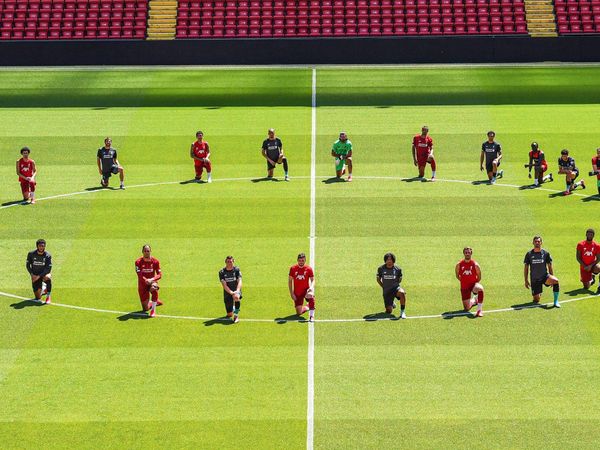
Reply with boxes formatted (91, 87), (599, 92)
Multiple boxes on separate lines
(557, 0), (600, 33)
(0, 0), (147, 39)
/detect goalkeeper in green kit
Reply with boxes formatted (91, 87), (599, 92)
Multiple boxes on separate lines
(331, 131), (353, 181)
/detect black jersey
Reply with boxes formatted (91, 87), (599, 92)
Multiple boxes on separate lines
(558, 156), (577, 172)
(262, 138), (283, 161)
(97, 148), (117, 172)
(219, 266), (242, 291)
(26, 250), (52, 276)
(524, 249), (552, 282)
(481, 141), (502, 163)
(377, 264), (402, 292)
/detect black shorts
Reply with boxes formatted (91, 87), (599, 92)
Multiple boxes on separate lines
(486, 160), (500, 173)
(571, 169), (579, 180)
(531, 275), (551, 296)
(31, 277), (44, 292)
(223, 291), (242, 312)
(102, 164), (119, 180)
(382, 287), (402, 307)
(266, 153), (282, 170)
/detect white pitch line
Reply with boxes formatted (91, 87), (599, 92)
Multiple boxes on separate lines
(306, 67), (317, 450)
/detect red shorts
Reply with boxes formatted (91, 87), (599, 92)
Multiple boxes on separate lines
(461, 284), (476, 301)
(194, 160), (211, 176)
(417, 151), (432, 166)
(137, 283), (158, 302)
(581, 266), (595, 283)
(20, 180), (36, 195)
(294, 288), (310, 306)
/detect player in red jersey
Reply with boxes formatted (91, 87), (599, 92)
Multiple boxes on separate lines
(288, 253), (315, 322)
(455, 247), (484, 317)
(591, 147), (600, 196)
(190, 131), (212, 183)
(16, 147), (37, 204)
(576, 228), (600, 293)
(412, 125), (436, 181)
(526, 142), (553, 187)
(135, 244), (163, 317)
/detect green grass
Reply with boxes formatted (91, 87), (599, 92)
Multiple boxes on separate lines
(1, 66), (600, 449)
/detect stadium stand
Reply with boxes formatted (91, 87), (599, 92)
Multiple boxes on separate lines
(555, 0), (600, 33)
(0, 0), (148, 40)
(175, 0), (529, 39)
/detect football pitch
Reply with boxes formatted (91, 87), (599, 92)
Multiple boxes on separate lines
(1, 65), (600, 449)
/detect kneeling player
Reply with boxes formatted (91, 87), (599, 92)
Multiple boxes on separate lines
(262, 128), (289, 180)
(331, 132), (353, 181)
(97, 137), (125, 189)
(190, 131), (212, 183)
(524, 236), (560, 307)
(26, 239), (52, 304)
(558, 149), (585, 195)
(480, 131), (503, 183)
(576, 228), (600, 293)
(412, 125), (436, 181)
(526, 142), (553, 186)
(135, 244), (162, 317)
(289, 253), (315, 322)
(17, 147), (37, 204)
(376, 253), (407, 319)
(591, 147), (600, 196)
(219, 256), (242, 323)
(455, 247), (484, 317)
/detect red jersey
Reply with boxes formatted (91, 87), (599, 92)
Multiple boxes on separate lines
(192, 141), (210, 159)
(577, 240), (600, 266)
(135, 257), (162, 284)
(457, 259), (479, 289)
(593, 156), (600, 179)
(413, 134), (433, 156)
(289, 264), (314, 294)
(18, 158), (35, 179)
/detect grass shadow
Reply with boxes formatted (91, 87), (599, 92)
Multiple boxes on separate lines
(1, 199), (27, 206)
(117, 310), (150, 321)
(322, 177), (346, 184)
(179, 179), (203, 185)
(548, 191), (566, 198)
(511, 301), (551, 310)
(441, 309), (474, 319)
(582, 194), (600, 202)
(85, 186), (115, 191)
(203, 316), (235, 326)
(275, 313), (307, 324)
(518, 184), (538, 190)
(363, 311), (397, 321)
(471, 179), (491, 186)
(251, 177), (281, 183)
(564, 287), (597, 296)
(10, 299), (44, 309)
(402, 176), (426, 183)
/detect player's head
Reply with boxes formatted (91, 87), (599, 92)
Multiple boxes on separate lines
(532, 235), (542, 248)
(561, 149), (569, 160)
(36, 239), (46, 252)
(383, 253), (396, 265)
(142, 244), (151, 256)
(297, 252), (306, 267)
(104, 137), (112, 148)
(20, 146), (31, 156)
(586, 228), (595, 241)
(463, 247), (473, 260)
(487, 131), (495, 140)
(225, 255), (234, 268)
(268, 128), (275, 138)
(339, 132), (347, 142)
(531, 142), (539, 151)
(596, 147), (600, 156)
(196, 131), (203, 140)
(421, 125), (429, 135)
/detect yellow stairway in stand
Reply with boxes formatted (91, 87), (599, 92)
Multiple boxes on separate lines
(147, 0), (178, 40)
(525, 0), (558, 37)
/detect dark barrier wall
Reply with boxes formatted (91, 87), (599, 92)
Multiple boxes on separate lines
(1, 35), (599, 66)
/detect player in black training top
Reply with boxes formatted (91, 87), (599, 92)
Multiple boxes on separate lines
(523, 236), (560, 307)
(558, 149), (585, 195)
(479, 131), (503, 183)
(97, 137), (125, 189)
(219, 255), (243, 323)
(376, 253), (407, 318)
(26, 239), (53, 304)
(261, 128), (289, 180)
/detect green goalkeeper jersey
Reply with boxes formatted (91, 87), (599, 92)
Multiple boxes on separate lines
(332, 139), (352, 156)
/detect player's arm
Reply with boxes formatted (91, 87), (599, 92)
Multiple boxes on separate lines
(204, 143), (210, 161)
(308, 275), (315, 291)
(220, 279), (234, 295)
(455, 263), (461, 281)
(557, 160), (567, 174)
(479, 149), (485, 171)
(523, 262), (530, 289)
(16, 160), (26, 181)
(547, 262), (554, 276)
(135, 260), (147, 283)
(474, 262), (482, 283)
(30, 160), (37, 180)
(235, 271), (242, 293)
(26, 254), (34, 277)
(495, 147), (502, 162)
(576, 246), (587, 269)
(278, 139), (284, 155)
(151, 261), (162, 282)
(411, 140), (417, 165)
(97, 155), (103, 174)
(39, 254), (52, 278)
(527, 154), (533, 174)
(288, 275), (297, 300)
